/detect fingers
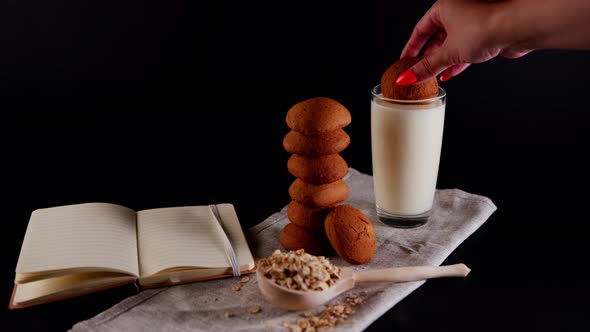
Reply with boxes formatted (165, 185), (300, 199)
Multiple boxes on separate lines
(401, 4), (442, 58)
(440, 63), (470, 81)
(421, 29), (447, 57)
(400, 47), (456, 84)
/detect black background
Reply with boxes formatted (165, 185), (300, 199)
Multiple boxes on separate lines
(2, 1), (590, 331)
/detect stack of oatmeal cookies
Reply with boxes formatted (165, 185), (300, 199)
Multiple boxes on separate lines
(280, 97), (351, 255)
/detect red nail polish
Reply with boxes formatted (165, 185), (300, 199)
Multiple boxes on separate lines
(440, 73), (449, 82)
(396, 69), (417, 86)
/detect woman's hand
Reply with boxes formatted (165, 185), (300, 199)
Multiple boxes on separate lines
(398, 0), (531, 85)
(398, 0), (590, 85)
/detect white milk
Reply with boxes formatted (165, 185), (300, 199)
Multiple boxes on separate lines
(371, 96), (445, 216)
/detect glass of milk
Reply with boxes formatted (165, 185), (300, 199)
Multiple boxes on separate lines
(371, 84), (446, 228)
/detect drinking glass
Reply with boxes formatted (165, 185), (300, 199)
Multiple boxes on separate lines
(370, 84), (447, 228)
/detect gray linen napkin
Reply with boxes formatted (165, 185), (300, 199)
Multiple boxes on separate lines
(70, 168), (496, 332)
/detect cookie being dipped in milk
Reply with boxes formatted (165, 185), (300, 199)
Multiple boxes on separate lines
(381, 57), (439, 100)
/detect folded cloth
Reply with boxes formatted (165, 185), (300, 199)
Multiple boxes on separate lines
(71, 168), (496, 332)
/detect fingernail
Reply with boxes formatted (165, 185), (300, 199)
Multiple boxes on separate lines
(395, 69), (417, 86)
(440, 73), (450, 82)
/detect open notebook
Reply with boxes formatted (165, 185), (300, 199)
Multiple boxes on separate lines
(10, 203), (256, 309)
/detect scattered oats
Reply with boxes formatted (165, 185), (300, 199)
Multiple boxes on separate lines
(224, 311), (234, 318)
(346, 295), (362, 306)
(247, 305), (262, 314)
(232, 283), (242, 292)
(258, 249), (340, 292)
(280, 295), (363, 332)
(240, 276), (250, 283)
(253, 279), (258, 284)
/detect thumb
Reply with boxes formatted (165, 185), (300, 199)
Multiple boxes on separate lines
(397, 48), (456, 85)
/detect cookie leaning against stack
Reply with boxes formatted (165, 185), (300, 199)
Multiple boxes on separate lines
(280, 97), (351, 256)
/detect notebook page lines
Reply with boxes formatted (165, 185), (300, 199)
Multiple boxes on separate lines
(15, 203), (139, 277)
(137, 206), (230, 277)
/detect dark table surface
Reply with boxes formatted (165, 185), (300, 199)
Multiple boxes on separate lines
(2, 1), (590, 331)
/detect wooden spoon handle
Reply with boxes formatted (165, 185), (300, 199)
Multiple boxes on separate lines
(354, 264), (470, 283)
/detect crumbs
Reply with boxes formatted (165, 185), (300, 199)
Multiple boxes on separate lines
(282, 295), (363, 331)
(224, 273), (262, 319)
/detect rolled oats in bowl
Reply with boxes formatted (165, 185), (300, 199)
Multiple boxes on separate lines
(258, 249), (341, 291)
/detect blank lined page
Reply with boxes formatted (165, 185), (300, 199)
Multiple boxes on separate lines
(15, 203), (139, 277)
(137, 205), (248, 277)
